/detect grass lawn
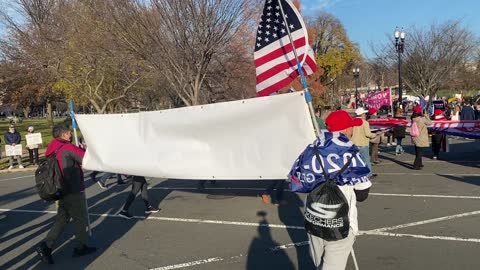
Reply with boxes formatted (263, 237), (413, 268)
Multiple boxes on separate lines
(0, 117), (82, 170)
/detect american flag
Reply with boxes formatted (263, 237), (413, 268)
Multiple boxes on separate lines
(254, 0), (317, 97)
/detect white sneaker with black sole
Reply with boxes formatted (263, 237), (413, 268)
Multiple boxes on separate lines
(118, 210), (133, 219)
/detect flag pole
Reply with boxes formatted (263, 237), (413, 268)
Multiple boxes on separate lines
(277, 0), (321, 137)
(69, 100), (92, 238)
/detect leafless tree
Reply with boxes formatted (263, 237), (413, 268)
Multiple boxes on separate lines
(110, 0), (256, 106)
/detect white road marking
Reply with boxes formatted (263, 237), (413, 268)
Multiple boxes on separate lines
(269, 241), (310, 251)
(363, 231), (480, 243)
(0, 208), (305, 230)
(377, 173), (480, 176)
(150, 257), (224, 270)
(0, 175), (34, 182)
(368, 210), (480, 232)
(370, 193), (480, 199)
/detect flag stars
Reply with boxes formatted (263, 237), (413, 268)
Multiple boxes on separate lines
(275, 12), (280, 17)
(257, 43), (261, 47)
(267, 5), (272, 10)
(267, 12), (271, 16)
(258, 30), (262, 34)
(281, 28), (286, 34)
(273, 33), (278, 38)
(266, 24), (271, 29)
(274, 19), (279, 23)
(257, 36), (262, 41)
(266, 31), (271, 35)
(265, 37), (270, 42)
(273, 26), (278, 31)
(266, 18), (271, 22)
(275, 5), (280, 10)
(289, 24), (294, 29)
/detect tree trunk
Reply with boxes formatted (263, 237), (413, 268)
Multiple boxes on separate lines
(46, 99), (54, 127)
(23, 107), (31, 119)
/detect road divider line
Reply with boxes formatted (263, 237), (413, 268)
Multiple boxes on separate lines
(368, 210), (480, 232)
(362, 231), (480, 243)
(369, 193), (480, 199)
(0, 175), (35, 182)
(150, 257), (224, 270)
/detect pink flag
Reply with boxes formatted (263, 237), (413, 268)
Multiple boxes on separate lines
(364, 89), (391, 109)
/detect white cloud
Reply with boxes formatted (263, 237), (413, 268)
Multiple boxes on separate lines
(300, 0), (339, 14)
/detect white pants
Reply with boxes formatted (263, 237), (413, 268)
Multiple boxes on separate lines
(308, 232), (355, 270)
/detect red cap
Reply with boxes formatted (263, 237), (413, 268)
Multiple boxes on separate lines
(434, 109), (443, 116)
(413, 106), (422, 113)
(368, 108), (378, 115)
(325, 110), (363, 132)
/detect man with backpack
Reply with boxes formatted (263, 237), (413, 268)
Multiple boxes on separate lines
(289, 110), (372, 270)
(36, 123), (96, 264)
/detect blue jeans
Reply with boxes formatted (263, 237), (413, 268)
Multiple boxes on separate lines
(357, 146), (372, 176)
(395, 138), (404, 153)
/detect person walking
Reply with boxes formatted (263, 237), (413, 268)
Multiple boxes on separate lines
(368, 108), (381, 164)
(97, 172), (127, 189)
(352, 107), (377, 178)
(36, 124), (96, 265)
(261, 180), (287, 206)
(431, 109), (447, 160)
(26, 126), (40, 165)
(118, 176), (159, 219)
(411, 106), (432, 170)
(5, 124), (24, 169)
(393, 116), (407, 155)
(289, 110), (372, 270)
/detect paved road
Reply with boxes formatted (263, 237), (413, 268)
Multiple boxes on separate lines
(1, 138), (479, 270)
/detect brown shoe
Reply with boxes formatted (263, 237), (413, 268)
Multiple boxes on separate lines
(261, 194), (271, 204)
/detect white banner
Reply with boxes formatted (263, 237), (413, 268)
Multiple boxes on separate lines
(26, 133), (43, 146)
(6, 145), (22, 156)
(76, 92), (316, 180)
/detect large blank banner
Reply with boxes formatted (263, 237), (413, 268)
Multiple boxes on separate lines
(76, 92), (316, 180)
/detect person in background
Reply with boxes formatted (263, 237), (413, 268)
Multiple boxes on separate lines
(393, 114), (407, 155)
(352, 107), (377, 178)
(431, 109), (447, 160)
(451, 103), (461, 121)
(411, 106), (432, 170)
(26, 126), (40, 165)
(5, 124), (23, 169)
(118, 176), (160, 219)
(261, 180), (287, 206)
(97, 172), (127, 189)
(36, 124), (96, 264)
(460, 102), (476, 120)
(314, 107), (327, 130)
(368, 108), (381, 164)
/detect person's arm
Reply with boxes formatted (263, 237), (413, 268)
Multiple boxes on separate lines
(4, 134), (9, 145)
(65, 144), (86, 165)
(363, 121), (376, 139)
(424, 115), (432, 125)
(354, 181), (372, 202)
(15, 132), (21, 144)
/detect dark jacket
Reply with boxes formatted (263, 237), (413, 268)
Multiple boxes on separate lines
(460, 106), (475, 120)
(393, 125), (406, 139)
(46, 138), (85, 194)
(5, 131), (21, 145)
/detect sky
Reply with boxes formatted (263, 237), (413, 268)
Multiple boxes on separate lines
(300, 0), (480, 59)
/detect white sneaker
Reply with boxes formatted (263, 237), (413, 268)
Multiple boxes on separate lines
(433, 156), (438, 160)
(387, 143), (392, 146)
(392, 142), (397, 146)
(8, 166), (13, 170)
(19, 165), (24, 169)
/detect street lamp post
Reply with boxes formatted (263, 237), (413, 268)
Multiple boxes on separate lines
(394, 28), (406, 111)
(353, 67), (360, 108)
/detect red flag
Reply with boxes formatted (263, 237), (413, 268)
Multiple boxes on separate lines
(254, 0), (317, 97)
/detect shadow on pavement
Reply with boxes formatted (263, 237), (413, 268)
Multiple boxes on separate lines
(246, 211), (295, 270)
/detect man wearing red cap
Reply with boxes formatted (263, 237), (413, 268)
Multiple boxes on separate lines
(289, 110), (372, 270)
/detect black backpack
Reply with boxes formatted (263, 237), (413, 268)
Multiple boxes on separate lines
(304, 145), (355, 241)
(35, 146), (65, 201)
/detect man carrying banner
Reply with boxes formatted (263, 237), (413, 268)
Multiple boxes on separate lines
(289, 110), (371, 270)
(5, 124), (24, 169)
(352, 108), (377, 178)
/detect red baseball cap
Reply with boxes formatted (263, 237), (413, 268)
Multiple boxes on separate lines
(434, 109), (443, 116)
(325, 110), (363, 132)
(413, 106), (422, 113)
(368, 108), (378, 115)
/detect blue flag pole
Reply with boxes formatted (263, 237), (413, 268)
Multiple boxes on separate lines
(277, 0), (321, 137)
(69, 100), (92, 238)
(69, 100), (79, 147)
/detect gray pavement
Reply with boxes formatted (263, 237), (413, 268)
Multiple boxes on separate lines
(0, 138), (479, 270)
